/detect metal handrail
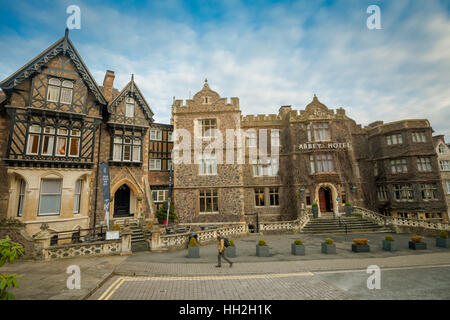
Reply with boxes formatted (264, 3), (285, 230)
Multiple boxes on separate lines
(338, 216), (348, 234)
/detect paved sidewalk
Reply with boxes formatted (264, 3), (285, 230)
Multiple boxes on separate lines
(1, 255), (127, 300)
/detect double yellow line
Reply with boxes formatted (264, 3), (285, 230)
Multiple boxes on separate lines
(98, 277), (127, 300)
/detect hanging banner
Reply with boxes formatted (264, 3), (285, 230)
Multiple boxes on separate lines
(100, 162), (111, 230)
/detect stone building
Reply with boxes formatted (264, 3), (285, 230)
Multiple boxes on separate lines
(172, 81), (449, 224)
(0, 30), (155, 236)
(433, 135), (450, 220)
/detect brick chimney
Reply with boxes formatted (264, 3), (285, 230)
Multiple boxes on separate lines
(103, 70), (115, 102)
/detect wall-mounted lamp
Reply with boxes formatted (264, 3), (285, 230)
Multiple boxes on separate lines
(299, 187), (305, 195)
(351, 185), (357, 193)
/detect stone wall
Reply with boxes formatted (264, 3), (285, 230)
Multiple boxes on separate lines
(42, 240), (121, 260)
(0, 227), (37, 259)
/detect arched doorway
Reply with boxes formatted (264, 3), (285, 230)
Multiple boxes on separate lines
(114, 184), (131, 217)
(318, 187), (332, 213)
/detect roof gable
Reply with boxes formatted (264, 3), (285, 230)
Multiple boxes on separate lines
(0, 29), (107, 105)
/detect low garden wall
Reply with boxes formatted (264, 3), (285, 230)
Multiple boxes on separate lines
(41, 240), (122, 260)
(258, 209), (311, 235)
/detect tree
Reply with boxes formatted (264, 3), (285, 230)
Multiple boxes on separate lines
(156, 201), (177, 224)
(0, 236), (24, 300)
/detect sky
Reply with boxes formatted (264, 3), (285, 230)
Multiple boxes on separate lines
(0, 0), (449, 140)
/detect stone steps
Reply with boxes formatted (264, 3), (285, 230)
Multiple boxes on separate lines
(301, 215), (391, 234)
(113, 218), (148, 252)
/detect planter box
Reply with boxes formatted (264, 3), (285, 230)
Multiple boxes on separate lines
(291, 244), (305, 256)
(225, 246), (236, 258)
(312, 206), (319, 218)
(382, 240), (397, 251)
(436, 238), (450, 248)
(321, 243), (336, 254)
(345, 206), (352, 217)
(409, 241), (427, 250)
(187, 246), (200, 258)
(256, 245), (270, 257)
(352, 244), (370, 252)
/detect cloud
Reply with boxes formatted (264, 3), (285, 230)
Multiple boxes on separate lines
(0, 0), (449, 139)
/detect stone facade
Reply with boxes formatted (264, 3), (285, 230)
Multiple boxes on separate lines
(172, 82), (449, 224)
(433, 135), (450, 220)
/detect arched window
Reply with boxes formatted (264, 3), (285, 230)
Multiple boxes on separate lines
(73, 179), (82, 214)
(60, 80), (74, 104)
(47, 78), (61, 102)
(125, 98), (135, 118)
(17, 179), (26, 217)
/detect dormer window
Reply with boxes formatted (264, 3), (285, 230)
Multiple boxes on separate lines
(125, 97), (135, 118)
(439, 144), (446, 154)
(47, 78), (73, 104)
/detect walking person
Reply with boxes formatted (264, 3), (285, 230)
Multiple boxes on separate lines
(216, 231), (233, 268)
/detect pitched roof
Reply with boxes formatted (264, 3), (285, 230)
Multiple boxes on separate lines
(108, 75), (154, 122)
(0, 29), (107, 105)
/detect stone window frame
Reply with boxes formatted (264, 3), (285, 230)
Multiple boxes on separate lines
(73, 179), (82, 214)
(306, 122), (331, 142)
(150, 129), (162, 141)
(390, 158), (408, 174)
(152, 189), (168, 203)
(38, 178), (63, 216)
(112, 135), (142, 163)
(199, 189), (219, 214)
(198, 151), (217, 175)
(386, 133), (403, 146)
(252, 157), (278, 177)
(374, 161), (379, 176)
(393, 184), (414, 201)
(416, 157), (432, 172)
(446, 181), (450, 194)
(269, 187), (280, 206)
(440, 160), (450, 171)
(198, 119), (217, 139)
(149, 158), (162, 170)
(309, 153), (334, 174)
(254, 188), (265, 207)
(376, 185), (388, 201)
(438, 144), (446, 154)
(17, 178), (26, 217)
(412, 131), (427, 143)
(420, 183), (439, 201)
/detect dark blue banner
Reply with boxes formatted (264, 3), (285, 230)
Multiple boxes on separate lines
(100, 162), (111, 229)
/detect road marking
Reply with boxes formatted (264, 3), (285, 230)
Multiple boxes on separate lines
(103, 278), (126, 300)
(313, 264), (450, 275)
(98, 277), (124, 300)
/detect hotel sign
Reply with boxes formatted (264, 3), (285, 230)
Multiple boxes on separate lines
(298, 142), (351, 150)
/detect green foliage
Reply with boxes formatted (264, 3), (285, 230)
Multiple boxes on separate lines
(156, 201), (177, 223)
(353, 238), (368, 245)
(258, 239), (267, 246)
(294, 239), (303, 245)
(324, 238), (334, 245)
(345, 202), (351, 207)
(188, 237), (198, 247)
(311, 203), (318, 208)
(439, 231), (448, 239)
(0, 236), (24, 300)
(228, 239), (235, 247)
(0, 218), (25, 228)
(411, 236), (422, 243)
(385, 235), (395, 242)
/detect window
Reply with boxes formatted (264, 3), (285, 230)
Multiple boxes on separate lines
(38, 179), (62, 216)
(246, 131), (257, 147)
(152, 190), (168, 203)
(26, 125), (41, 155)
(149, 159), (161, 170)
(440, 160), (450, 171)
(168, 131), (173, 142)
(199, 119), (216, 138)
(125, 98), (135, 118)
(199, 152), (217, 175)
(168, 159), (173, 170)
(150, 129), (162, 141)
(310, 153), (334, 173)
(446, 181), (450, 194)
(439, 144), (446, 154)
(393, 184), (414, 201)
(17, 179), (26, 217)
(377, 185), (388, 201)
(112, 136), (141, 162)
(417, 157), (432, 172)
(269, 188), (279, 206)
(47, 78), (61, 102)
(412, 132), (427, 143)
(69, 129), (81, 157)
(307, 123), (330, 141)
(55, 128), (68, 156)
(47, 78), (73, 104)
(60, 80), (73, 104)
(374, 162), (378, 176)
(199, 189), (218, 213)
(41, 127), (55, 155)
(386, 134), (403, 145)
(73, 179), (82, 214)
(255, 188), (265, 207)
(271, 129), (280, 147)
(421, 183), (438, 200)
(253, 157), (278, 176)
(391, 159), (408, 173)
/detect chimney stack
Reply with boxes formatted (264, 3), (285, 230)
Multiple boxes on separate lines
(103, 70), (115, 102)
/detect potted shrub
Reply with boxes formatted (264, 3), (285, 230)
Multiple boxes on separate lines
(256, 239), (270, 257)
(321, 238), (336, 254)
(436, 231), (450, 248)
(187, 237), (200, 258)
(345, 202), (352, 217)
(225, 239), (236, 258)
(291, 239), (305, 256)
(136, 195), (143, 201)
(409, 235), (427, 250)
(352, 238), (370, 252)
(382, 235), (397, 251)
(312, 203), (319, 218)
